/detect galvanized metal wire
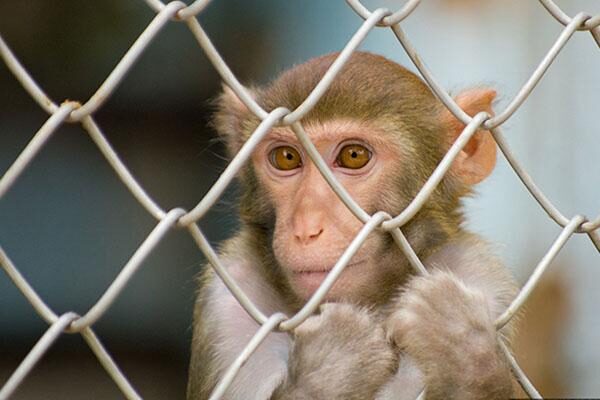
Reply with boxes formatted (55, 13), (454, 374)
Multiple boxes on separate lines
(0, 0), (598, 399)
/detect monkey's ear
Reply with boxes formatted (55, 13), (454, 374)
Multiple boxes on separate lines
(213, 84), (255, 157)
(442, 88), (497, 185)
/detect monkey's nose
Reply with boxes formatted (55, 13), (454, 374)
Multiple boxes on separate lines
(294, 227), (324, 245)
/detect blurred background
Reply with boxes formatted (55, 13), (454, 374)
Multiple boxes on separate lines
(0, 0), (598, 398)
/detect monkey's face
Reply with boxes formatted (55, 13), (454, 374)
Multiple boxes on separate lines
(252, 119), (403, 302)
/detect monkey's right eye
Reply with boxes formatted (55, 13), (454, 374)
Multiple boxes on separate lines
(269, 146), (302, 171)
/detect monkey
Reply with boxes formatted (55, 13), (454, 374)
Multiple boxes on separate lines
(187, 51), (519, 400)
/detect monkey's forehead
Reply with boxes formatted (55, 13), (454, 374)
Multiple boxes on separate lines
(254, 52), (439, 121)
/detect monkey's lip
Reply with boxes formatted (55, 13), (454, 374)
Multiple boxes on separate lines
(291, 260), (365, 288)
(292, 259), (365, 275)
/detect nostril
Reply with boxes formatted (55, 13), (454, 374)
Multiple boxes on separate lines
(295, 228), (324, 244)
(309, 228), (324, 239)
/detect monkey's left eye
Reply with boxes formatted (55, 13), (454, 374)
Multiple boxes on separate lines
(269, 146), (302, 171)
(336, 144), (371, 169)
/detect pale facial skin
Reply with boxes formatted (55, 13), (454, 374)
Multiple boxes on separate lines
(252, 119), (401, 302)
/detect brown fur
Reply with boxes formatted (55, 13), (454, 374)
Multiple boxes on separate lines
(188, 52), (518, 400)
(213, 53), (474, 305)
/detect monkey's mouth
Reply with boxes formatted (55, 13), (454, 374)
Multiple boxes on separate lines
(292, 270), (335, 294)
(291, 260), (365, 291)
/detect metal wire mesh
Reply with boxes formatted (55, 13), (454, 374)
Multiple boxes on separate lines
(1, 0), (599, 399)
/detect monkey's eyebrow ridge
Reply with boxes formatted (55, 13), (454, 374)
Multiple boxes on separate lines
(264, 121), (390, 147)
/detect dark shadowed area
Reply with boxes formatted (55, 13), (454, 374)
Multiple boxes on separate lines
(0, 0), (276, 397)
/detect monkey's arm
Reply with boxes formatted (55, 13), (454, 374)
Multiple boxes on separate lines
(187, 262), (291, 400)
(272, 303), (397, 400)
(189, 269), (396, 400)
(384, 235), (518, 400)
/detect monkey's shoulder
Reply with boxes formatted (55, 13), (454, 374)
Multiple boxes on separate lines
(196, 231), (259, 286)
(426, 232), (512, 275)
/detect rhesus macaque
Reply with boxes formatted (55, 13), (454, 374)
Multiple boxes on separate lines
(188, 52), (518, 400)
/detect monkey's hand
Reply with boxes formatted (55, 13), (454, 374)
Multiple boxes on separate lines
(272, 303), (397, 400)
(385, 270), (512, 400)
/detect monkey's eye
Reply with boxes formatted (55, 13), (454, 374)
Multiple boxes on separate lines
(269, 146), (302, 171)
(336, 144), (371, 169)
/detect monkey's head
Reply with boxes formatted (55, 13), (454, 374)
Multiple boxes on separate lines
(213, 52), (497, 305)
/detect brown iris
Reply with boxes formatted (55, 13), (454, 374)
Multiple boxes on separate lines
(270, 146), (302, 170)
(337, 144), (371, 169)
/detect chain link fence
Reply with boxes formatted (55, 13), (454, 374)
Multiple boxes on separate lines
(1, 0), (599, 399)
